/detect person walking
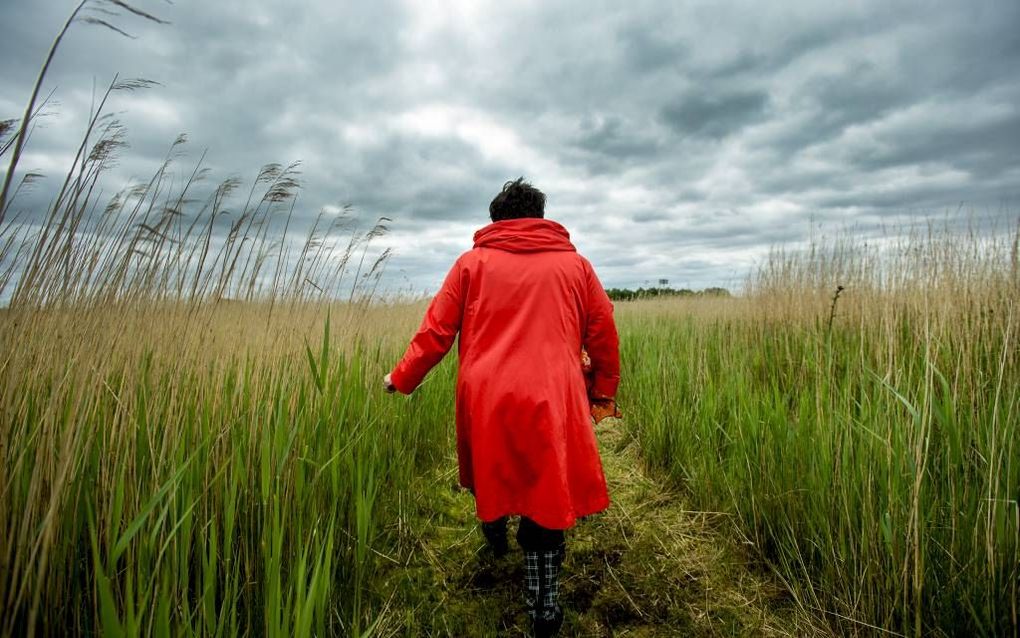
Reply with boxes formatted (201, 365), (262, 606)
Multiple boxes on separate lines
(384, 178), (621, 637)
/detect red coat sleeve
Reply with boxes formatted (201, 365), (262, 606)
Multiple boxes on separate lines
(582, 259), (620, 399)
(389, 257), (465, 394)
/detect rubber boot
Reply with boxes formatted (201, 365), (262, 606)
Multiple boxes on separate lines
(523, 546), (565, 637)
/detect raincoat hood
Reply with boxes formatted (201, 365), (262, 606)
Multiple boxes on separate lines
(472, 218), (576, 253)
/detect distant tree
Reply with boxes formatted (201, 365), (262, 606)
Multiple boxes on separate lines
(699, 287), (731, 297)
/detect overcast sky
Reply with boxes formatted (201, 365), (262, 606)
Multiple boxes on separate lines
(2, 0), (1018, 293)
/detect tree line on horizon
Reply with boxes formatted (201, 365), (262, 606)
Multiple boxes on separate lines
(604, 286), (731, 301)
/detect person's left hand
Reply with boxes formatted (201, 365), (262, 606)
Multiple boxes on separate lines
(591, 397), (622, 424)
(383, 373), (396, 393)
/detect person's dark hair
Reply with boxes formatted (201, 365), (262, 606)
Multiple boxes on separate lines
(489, 177), (546, 221)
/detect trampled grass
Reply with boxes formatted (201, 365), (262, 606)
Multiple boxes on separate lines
(377, 417), (832, 637)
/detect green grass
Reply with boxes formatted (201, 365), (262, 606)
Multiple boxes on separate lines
(0, 303), (455, 636)
(3, 48), (438, 632)
(618, 228), (1019, 637)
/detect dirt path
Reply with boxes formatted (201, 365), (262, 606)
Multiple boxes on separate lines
(379, 422), (832, 636)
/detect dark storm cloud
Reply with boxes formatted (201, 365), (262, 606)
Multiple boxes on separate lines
(766, 62), (913, 155)
(574, 116), (662, 160)
(335, 132), (506, 222)
(630, 211), (671, 223)
(649, 212), (807, 250)
(2, 0), (1019, 293)
(660, 90), (770, 139)
(616, 22), (687, 72)
(845, 106), (1020, 177)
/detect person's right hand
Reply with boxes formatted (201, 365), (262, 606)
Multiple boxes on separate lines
(383, 373), (396, 393)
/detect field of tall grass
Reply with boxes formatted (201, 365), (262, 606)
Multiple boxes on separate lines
(0, 48), (460, 631)
(0, 301), (459, 637)
(621, 223), (1019, 637)
(3, 176), (1015, 636)
(2, 8), (1016, 633)
(0, 129), (460, 635)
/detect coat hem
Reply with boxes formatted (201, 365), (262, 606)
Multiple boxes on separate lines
(476, 496), (610, 531)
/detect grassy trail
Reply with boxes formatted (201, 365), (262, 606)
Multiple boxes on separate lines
(380, 420), (832, 637)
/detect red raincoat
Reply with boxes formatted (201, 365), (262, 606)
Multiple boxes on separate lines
(389, 217), (620, 530)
